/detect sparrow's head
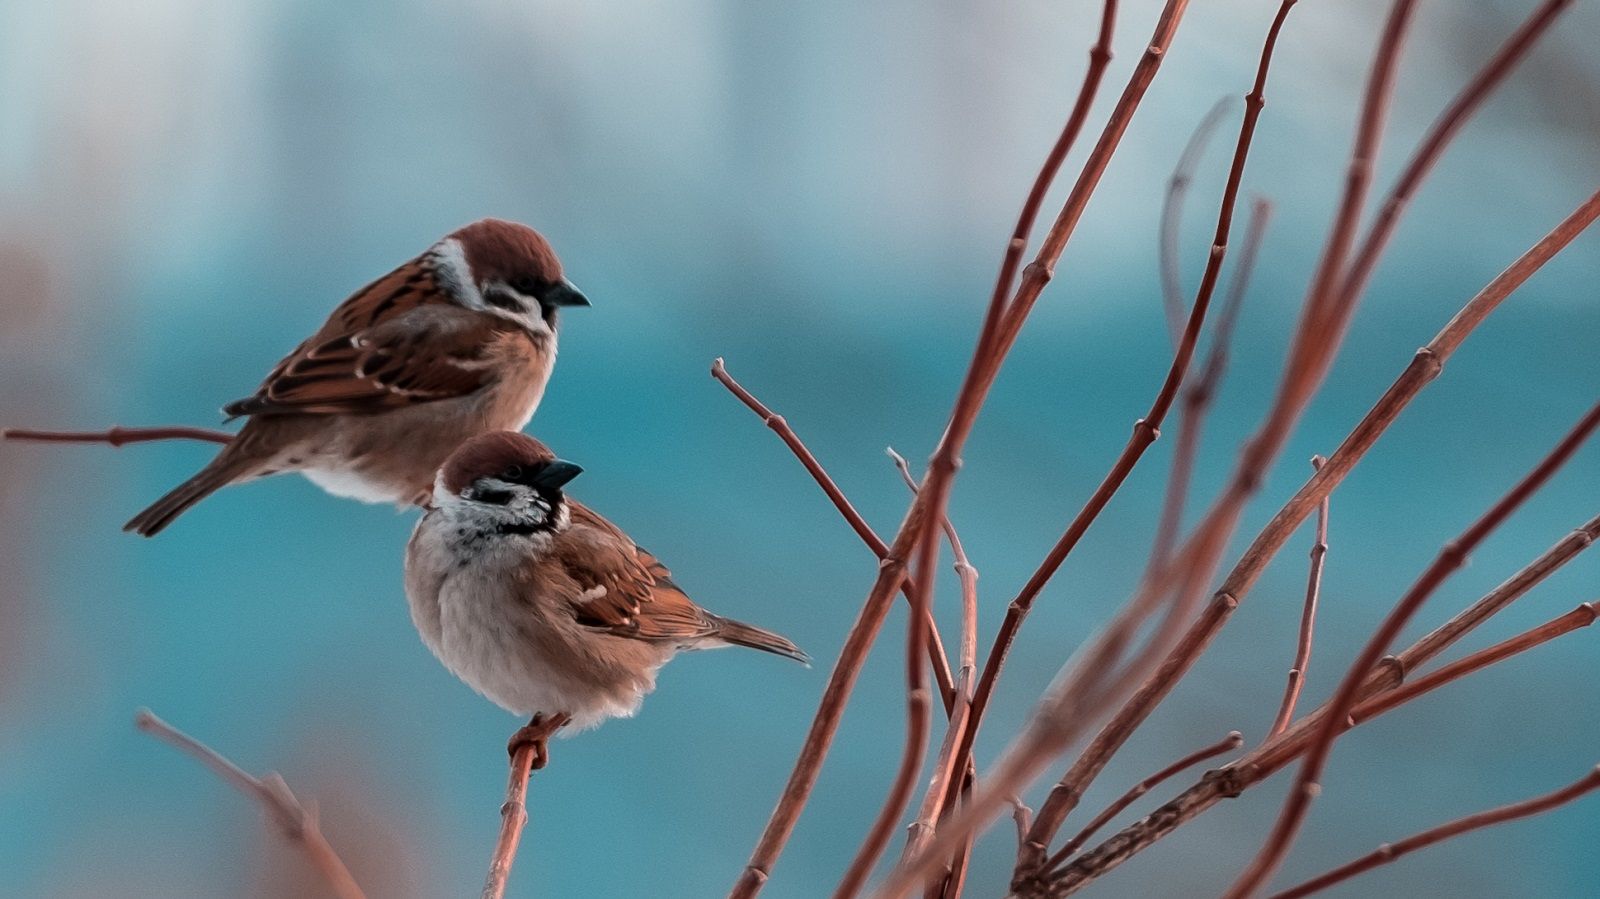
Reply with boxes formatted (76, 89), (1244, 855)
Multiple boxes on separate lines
(428, 219), (590, 335)
(435, 431), (584, 533)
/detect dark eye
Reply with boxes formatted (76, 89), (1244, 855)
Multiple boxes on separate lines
(484, 288), (525, 312)
(503, 465), (524, 482)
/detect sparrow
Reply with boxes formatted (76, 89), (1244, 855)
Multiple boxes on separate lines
(404, 431), (807, 751)
(123, 218), (590, 536)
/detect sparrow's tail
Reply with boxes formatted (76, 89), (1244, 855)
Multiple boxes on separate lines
(123, 452), (255, 537)
(713, 616), (811, 665)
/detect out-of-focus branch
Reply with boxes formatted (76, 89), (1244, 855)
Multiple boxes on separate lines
(1042, 730), (1242, 872)
(1269, 456), (1329, 739)
(484, 713), (570, 899)
(4, 425), (233, 446)
(134, 709), (366, 899)
(1148, 195), (1273, 572)
(711, 358), (956, 709)
(1268, 765), (1600, 899)
(1158, 98), (1234, 346)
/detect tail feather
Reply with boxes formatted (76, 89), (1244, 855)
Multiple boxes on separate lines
(123, 458), (248, 537)
(713, 616), (811, 665)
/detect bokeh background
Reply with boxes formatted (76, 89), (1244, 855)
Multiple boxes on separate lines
(3, 1), (1598, 896)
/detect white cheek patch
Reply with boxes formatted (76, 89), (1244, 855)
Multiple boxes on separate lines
(427, 238), (484, 307)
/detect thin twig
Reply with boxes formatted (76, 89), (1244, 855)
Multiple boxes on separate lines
(1023, 181), (1600, 889)
(4, 425), (233, 446)
(484, 713), (570, 899)
(1225, 398), (1600, 898)
(1043, 731), (1242, 872)
(1158, 98), (1234, 346)
(1268, 765), (1600, 899)
(711, 359), (957, 709)
(133, 709), (366, 899)
(1349, 602), (1598, 728)
(1269, 456), (1328, 738)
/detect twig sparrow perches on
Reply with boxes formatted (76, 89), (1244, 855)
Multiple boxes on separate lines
(123, 218), (590, 536)
(404, 431), (808, 737)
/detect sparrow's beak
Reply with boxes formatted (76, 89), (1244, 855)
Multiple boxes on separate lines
(532, 459), (584, 490)
(542, 279), (591, 308)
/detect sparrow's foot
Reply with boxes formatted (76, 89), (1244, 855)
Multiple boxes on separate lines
(506, 713), (571, 770)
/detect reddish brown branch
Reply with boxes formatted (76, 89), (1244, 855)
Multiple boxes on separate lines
(1350, 602), (1597, 727)
(711, 358), (956, 709)
(4, 425), (233, 446)
(1268, 765), (1600, 899)
(1226, 398), (1600, 898)
(1043, 730), (1242, 872)
(976, 0), (1299, 874)
(484, 713), (570, 899)
(134, 709), (366, 899)
(1021, 177), (1600, 890)
(889, 448), (982, 879)
(1269, 456), (1328, 738)
(729, 0), (1136, 891)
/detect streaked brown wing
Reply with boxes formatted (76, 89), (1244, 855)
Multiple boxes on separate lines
(224, 265), (505, 417)
(557, 503), (719, 643)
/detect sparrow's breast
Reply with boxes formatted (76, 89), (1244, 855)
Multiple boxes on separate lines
(405, 513), (663, 730)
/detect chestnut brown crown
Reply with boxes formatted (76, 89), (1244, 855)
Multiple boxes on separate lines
(440, 430), (581, 497)
(451, 219), (562, 286)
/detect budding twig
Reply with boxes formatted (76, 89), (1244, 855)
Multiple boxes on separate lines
(1269, 456), (1328, 739)
(133, 709), (366, 899)
(1042, 730), (1243, 873)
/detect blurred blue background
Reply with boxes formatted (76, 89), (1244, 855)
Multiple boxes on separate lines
(2, 1), (1598, 896)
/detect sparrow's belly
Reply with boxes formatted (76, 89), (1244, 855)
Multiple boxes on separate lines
(423, 558), (665, 731)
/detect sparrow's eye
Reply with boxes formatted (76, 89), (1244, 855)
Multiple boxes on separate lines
(503, 465), (525, 482)
(484, 288), (526, 312)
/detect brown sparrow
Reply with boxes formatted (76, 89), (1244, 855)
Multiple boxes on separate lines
(404, 431), (807, 745)
(124, 219), (589, 536)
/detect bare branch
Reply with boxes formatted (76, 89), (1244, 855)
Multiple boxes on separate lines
(5, 425), (232, 446)
(729, 0), (1144, 890)
(1042, 731), (1242, 873)
(1269, 456), (1329, 739)
(1039, 512), (1600, 896)
(711, 358), (957, 708)
(1268, 765), (1600, 899)
(134, 709), (366, 899)
(1024, 181), (1600, 886)
(484, 713), (571, 899)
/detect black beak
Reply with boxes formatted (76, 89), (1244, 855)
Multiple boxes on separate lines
(540, 278), (590, 308)
(532, 459), (584, 490)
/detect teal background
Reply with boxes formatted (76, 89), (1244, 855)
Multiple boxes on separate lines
(2, 1), (1598, 896)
